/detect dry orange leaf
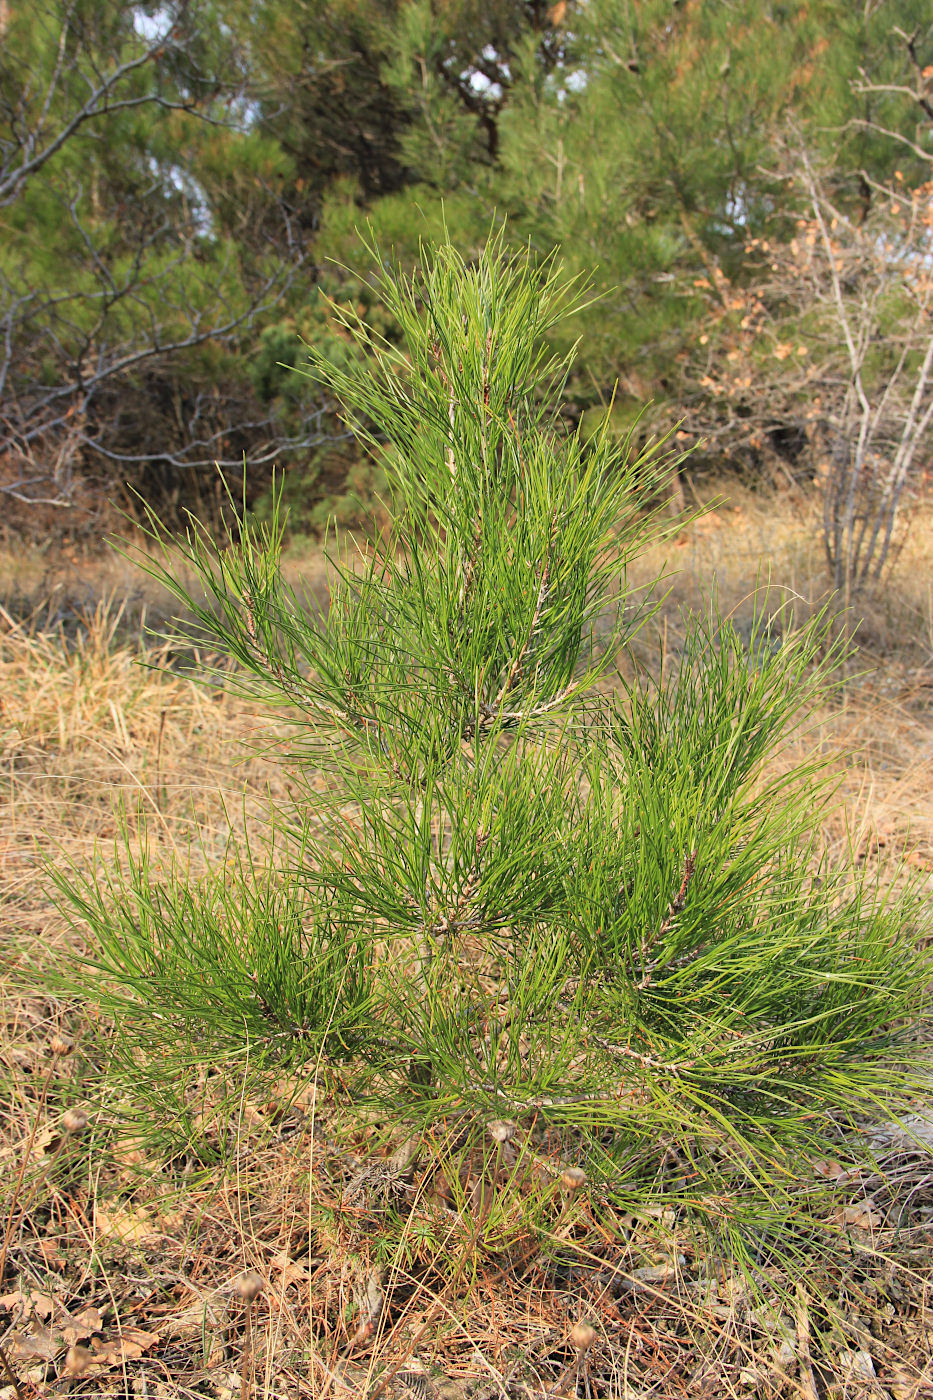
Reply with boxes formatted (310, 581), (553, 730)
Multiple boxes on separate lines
(63, 1327), (161, 1375)
(813, 1158), (849, 1181)
(833, 1202), (883, 1230)
(95, 1203), (160, 1245)
(61, 1304), (103, 1346)
(0, 1123), (62, 1164)
(0, 1290), (54, 1322)
(10, 1323), (57, 1363)
(270, 1249), (310, 1286)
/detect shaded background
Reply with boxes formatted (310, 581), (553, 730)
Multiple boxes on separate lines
(1, 0), (931, 571)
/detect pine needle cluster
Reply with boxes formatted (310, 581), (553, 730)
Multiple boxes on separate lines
(54, 231), (930, 1222)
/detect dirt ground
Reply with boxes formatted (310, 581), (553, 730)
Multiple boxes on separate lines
(1, 484), (932, 1399)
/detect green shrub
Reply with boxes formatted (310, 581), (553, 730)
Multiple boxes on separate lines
(54, 231), (929, 1220)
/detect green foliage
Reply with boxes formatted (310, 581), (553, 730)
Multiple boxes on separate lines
(0, 1), (328, 527)
(54, 236), (929, 1235)
(6, 0), (931, 530)
(57, 831), (373, 1061)
(488, 0), (933, 411)
(266, 0), (933, 509)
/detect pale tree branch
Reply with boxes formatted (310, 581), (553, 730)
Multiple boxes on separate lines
(0, 17), (241, 208)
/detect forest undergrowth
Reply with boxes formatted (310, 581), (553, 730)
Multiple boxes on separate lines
(1, 486), (932, 1399)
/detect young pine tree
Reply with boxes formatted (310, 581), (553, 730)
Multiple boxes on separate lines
(55, 232), (929, 1228)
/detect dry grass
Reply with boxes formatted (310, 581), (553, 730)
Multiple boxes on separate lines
(632, 486), (933, 872)
(1, 487), (932, 1399)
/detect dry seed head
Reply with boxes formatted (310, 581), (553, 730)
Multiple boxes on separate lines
(62, 1108), (89, 1135)
(64, 1344), (91, 1376)
(486, 1119), (517, 1144)
(560, 1166), (587, 1192)
(234, 1270), (264, 1303)
(570, 1322), (597, 1353)
(50, 1033), (75, 1056)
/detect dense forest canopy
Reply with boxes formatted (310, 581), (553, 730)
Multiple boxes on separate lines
(0, 0), (931, 560)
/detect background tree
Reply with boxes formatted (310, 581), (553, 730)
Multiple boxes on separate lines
(488, 1), (931, 438)
(683, 139), (933, 597)
(0, 0), (330, 532)
(308, 3), (931, 529)
(1, 0), (931, 560)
